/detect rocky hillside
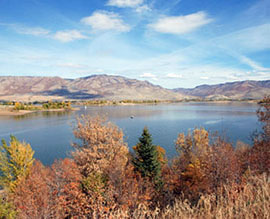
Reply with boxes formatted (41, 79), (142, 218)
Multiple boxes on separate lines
(174, 80), (270, 100)
(0, 75), (269, 101)
(0, 75), (185, 101)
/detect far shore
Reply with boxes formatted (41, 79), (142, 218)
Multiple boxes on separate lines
(76, 99), (259, 107)
(0, 107), (79, 116)
(0, 99), (259, 116)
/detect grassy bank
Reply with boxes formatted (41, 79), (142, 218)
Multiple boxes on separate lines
(0, 101), (77, 116)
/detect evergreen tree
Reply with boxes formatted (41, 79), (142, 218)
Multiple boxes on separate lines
(133, 127), (162, 188)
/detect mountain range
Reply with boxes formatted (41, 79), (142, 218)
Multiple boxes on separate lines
(0, 75), (269, 101)
(173, 80), (270, 100)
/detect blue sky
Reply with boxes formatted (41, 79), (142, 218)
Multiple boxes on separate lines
(0, 0), (269, 88)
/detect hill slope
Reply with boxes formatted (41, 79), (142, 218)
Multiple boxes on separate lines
(173, 80), (270, 100)
(0, 76), (269, 101)
(0, 75), (185, 101)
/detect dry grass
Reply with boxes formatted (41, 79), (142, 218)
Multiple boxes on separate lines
(104, 174), (270, 219)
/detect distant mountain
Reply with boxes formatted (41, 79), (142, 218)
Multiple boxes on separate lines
(173, 80), (270, 100)
(0, 75), (269, 102)
(0, 75), (185, 101)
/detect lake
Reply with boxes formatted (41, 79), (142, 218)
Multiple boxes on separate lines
(0, 102), (260, 165)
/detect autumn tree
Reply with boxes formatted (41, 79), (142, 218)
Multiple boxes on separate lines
(249, 96), (270, 174)
(172, 128), (241, 202)
(72, 115), (129, 216)
(133, 127), (162, 189)
(206, 139), (241, 193)
(12, 161), (56, 219)
(257, 95), (270, 141)
(173, 128), (210, 200)
(51, 158), (88, 218)
(175, 128), (210, 181)
(0, 136), (34, 192)
(0, 198), (16, 219)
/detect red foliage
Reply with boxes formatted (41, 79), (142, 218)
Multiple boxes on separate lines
(51, 158), (91, 218)
(12, 161), (56, 219)
(249, 96), (270, 174)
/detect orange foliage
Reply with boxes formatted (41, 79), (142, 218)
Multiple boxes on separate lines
(51, 158), (90, 218)
(72, 115), (140, 215)
(114, 161), (155, 211)
(249, 96), (270, 174)
(12, 161), (55, 219)
(72, 115), (129, 176)
(169, 129), (241, 202)
(6, 101), (270, 217)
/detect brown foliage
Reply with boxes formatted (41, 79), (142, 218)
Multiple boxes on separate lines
(206, 139), (241, 193)
(171, 128), (211, 201)
(72, 115), (129, 177)
(72, 115), (139, 216)
(170, 129), (241, 202)
(105, 174), (270, 219)
(235, 141), (251, 175)
(257, 95), (270, 140)
(115, 160), (156, 211)
(249, 96), (270, 174)
(6, 101), (270, 218)
(12, 161), (55, 219)
(51, 158), (90, 218)
(13, 159), (87, 218)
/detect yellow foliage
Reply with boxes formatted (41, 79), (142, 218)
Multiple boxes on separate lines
(72, 115), (129, 175)
(156, 145), (167, 165)
(175, 128), (210, 192)
(0, 136), (35, 192)
(13, 102), (21, 110)
(176, 128), (209, 158)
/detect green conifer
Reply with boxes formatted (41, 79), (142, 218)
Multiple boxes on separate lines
(133, 127), (162, 188)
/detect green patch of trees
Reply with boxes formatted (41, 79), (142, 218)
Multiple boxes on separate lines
(10, 101), (72, 111)
(42, 101), (71, 110)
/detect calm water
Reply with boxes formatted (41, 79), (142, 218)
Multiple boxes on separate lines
(0, 102), (260, 165)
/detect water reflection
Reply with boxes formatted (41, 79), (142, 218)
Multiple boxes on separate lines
(13, 110), (74, 120)
(77, 105), (164, 119)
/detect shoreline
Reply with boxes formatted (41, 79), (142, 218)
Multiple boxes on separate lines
(0, 100), (259, 115)
(0, 107), (79, 116)
(76, 99), (259, 107)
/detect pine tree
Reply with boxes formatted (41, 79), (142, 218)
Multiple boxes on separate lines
(133, 127), (162, 188)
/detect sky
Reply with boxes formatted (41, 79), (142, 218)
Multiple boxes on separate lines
(0, 0), (269, 88)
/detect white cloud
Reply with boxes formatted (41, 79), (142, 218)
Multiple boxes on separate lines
(56, 63), (86, 69)
(200, 76), (209, 80)
(217, 23), (270, 52)
(165, 73), (183, 79)
(53, 30), (87, 42)
(107, 0), (143, 8)
(15, 26), (50, 36)
(135, 4), (151, 13)
(81, 11), (130, 32)
(149, 11), (212, 34)
(140, 73), (158, 80)
(0, 23), (50, 36)
(238, 55), (270, 71)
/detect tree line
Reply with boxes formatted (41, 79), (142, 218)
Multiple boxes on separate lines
(0, 97), (269, 218)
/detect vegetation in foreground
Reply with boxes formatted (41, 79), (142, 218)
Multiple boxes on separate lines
(0, 96), (269, 218)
